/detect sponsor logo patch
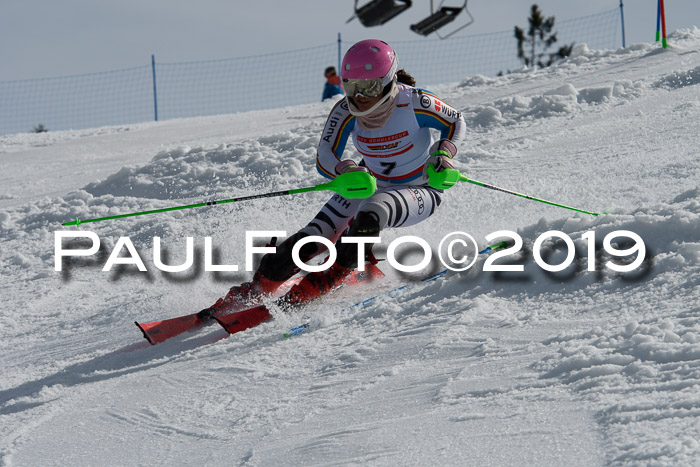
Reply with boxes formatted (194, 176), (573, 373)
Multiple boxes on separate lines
(323, 116), (340, 143)
(368, 143), (400, 151)
(357, 131), (408, 144)
(440, 105), (460, 120)
(412, 188), (425, 215)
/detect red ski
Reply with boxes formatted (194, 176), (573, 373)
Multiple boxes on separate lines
(135, 275), (306, 344)
(215, 263), (384, 334)
(136, 264), (384, 344)
(212, 305), (273, 335)
(136, 311), (210, 345)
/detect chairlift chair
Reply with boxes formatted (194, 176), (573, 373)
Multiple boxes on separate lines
(347, 0), (412, 27)
(410, 0), (474, 39)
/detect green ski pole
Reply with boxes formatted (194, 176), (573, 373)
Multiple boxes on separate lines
(426, 165), (601, 216)
(63, 171), (377, 227)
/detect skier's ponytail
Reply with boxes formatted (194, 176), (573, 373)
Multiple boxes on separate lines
(396, 69), (416, 87)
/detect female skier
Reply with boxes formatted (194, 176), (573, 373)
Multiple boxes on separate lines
(217, 39), (466, 308)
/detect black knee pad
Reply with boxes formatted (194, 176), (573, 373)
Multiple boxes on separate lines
(348, 211), (381, 236)
(336, 211), (381, 268)
(259, 232), (320, 282)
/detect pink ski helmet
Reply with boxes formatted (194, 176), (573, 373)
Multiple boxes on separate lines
(341, 39), (398, 98)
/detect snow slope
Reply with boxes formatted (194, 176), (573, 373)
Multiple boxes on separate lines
(1, 28), (699, 466)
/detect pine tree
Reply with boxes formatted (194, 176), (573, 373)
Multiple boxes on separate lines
(514, 4), (573, 69)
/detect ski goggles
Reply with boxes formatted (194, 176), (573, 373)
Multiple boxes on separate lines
(342, 77), (384, 98)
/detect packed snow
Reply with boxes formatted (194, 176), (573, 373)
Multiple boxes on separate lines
(1, 28), (699, 466)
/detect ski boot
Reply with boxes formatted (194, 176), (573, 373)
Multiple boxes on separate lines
(282, 262), (354, 307)
(281, 211), (381, 308)
(198, 233), (321, 319)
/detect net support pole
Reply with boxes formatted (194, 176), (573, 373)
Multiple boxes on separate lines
(152, 54), (159, 122)
(656, 0), (661, 42)
(619, 0), (626, 48)
(659, 0), (668, 48)
(337, 33), (342, 81)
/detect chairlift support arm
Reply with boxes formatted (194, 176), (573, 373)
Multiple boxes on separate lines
(410, 0), (474, 39)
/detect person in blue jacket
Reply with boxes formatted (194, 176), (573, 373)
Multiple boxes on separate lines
(322, 66), (344, 101)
